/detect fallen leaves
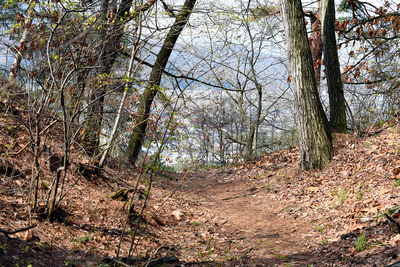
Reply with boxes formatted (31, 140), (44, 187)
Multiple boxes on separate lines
(392, 168), (400, 175)
(387, 234), (400, 246)
(379, 188), (390, 196)
(349, 224), (364, 231)
(24, 230), (32, 241)
(172, 210), (183, 221)
(308, 187), (319, 193)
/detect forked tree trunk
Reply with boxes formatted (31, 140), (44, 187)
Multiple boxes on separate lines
(279, 0), (333, 170)
(126, 0), (197, 164)
(320, 0), (347, 132)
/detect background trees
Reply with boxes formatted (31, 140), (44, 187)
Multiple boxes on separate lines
(126, 0), (197, 164)
(1, 0), (400, 172)
(335, 0), (400, 133)
(2, 0), (400, 263)
(176, 0), (290, 162)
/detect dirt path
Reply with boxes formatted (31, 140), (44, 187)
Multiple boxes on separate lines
(3, 126), (400, 266)
(176, 171), (320, 266)
(166, 166), (400, 266)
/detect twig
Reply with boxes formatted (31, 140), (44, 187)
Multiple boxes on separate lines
(243, 247), (253, 255)
(150, 246), (176, 258)
(384, 213), (400, 234)
(144, 256), (179, 267)
(103, 257), (132, 267)
(8, 120), (57, 155)
(0, 225), (36, 239)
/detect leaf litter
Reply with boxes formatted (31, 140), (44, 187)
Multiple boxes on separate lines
(1, 116), (400, 266)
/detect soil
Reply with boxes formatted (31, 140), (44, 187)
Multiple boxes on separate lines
(2, 116), (400, 266)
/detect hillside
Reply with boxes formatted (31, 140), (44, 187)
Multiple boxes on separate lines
(1, 116), (400, 266)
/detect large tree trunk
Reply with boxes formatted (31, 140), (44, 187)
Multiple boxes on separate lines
(279, 0), (333, 170)
(126, 0), (197, 164)
(82, 0), (134, 155)
(320, 0), (347, 132)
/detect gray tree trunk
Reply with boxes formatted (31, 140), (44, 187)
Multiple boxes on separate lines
(279, 0), (333, 170)
(9, 5), (34, 81)
(320, 0), (347, 132)
(83, 0), (134, 155)
(126, 0), (196, 164)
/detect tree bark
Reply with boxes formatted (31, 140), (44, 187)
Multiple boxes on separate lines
(9, 3), (35, 81)
(83, 0), (134, 155)
(320, 0), (347, 132)
(126, 0), (197, 164)
(305, 7), (322, 87)
(279, 0), (333, 170)
(99, 27), (141, 167)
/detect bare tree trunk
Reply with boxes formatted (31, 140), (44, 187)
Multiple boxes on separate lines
(83, 0), (134, 155)
(99, 28), (142, 167)
(246, 125), (255, 159)
(320, 0), (347, 132)
(48, 78), (69, 217)
(279, 0), (333, 170)
(126, 0), (197, 164)
(9, 4), (34, 81)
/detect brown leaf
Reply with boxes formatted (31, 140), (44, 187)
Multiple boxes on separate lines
(392, 168), (400, 175)
(308, 187), (319, 193)
(379, 188), (390, 196)
(172, 210), (182, 221)
(350, 224), (364, 231)
(388, 234), (400, 246)
(24, 230), (32, 241)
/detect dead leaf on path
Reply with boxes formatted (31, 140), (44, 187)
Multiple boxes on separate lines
(360, 217), (373, 222)
(392, 168), (400, 175)
(370, 206), (380, 214)
(367, 146), (378, 154)
(24, 230), (32, 241)
(172, 210), (182, 221)
(360, 206), (379, 214)
(388, 234), (400, 246)
(363, 199), (373, 204)
(379, 188), (390, 196)
(350, 224), (364, 231)
(200, 232), (209, 238)
(308, 187), (319, 193)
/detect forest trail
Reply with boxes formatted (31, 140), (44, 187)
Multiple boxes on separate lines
(174, 170), (318, 265)
(2, 122), (400, 266)
(158, 148), (400, 266)
(157, 123), (400, 266)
